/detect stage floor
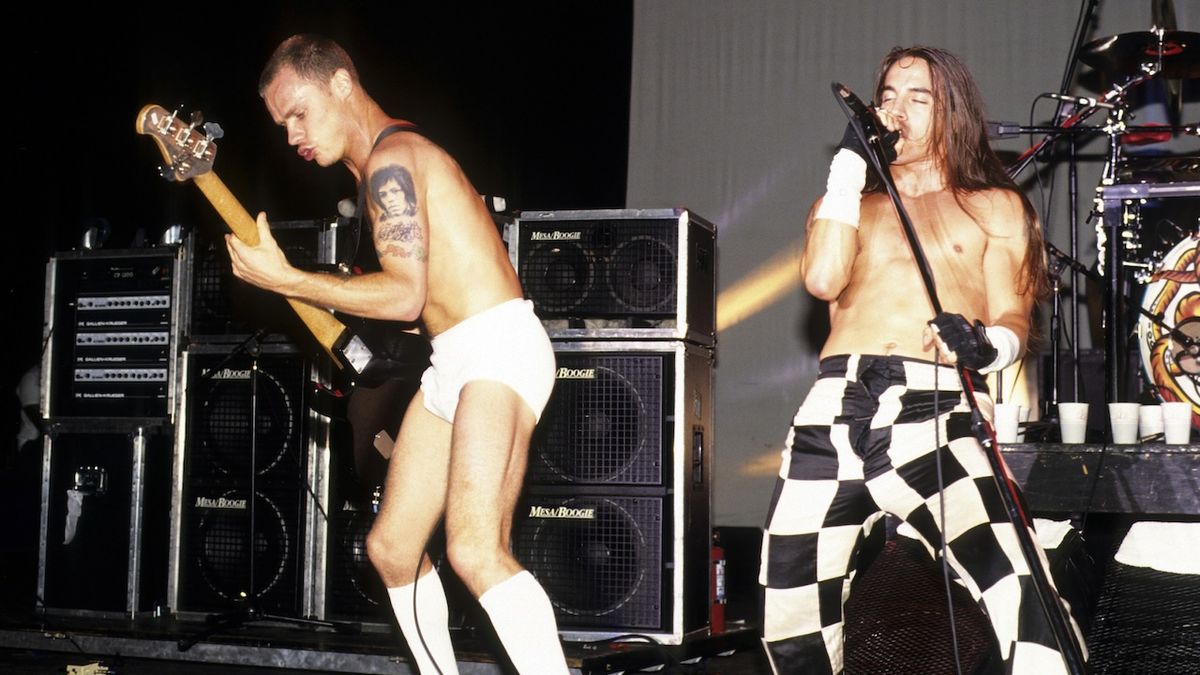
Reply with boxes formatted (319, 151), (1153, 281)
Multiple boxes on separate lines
(0, 612), (769, 675)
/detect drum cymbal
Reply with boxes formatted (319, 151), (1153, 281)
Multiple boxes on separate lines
(1080, 30), (1200, 79)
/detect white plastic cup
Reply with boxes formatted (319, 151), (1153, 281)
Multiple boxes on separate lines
(1161, 402), (1194, 444)
(993, 402), (1021, 443)
(1138, 405), (1164, 442)
(1108, 403), (1141, 444)
(1058, 402), (1089, 444)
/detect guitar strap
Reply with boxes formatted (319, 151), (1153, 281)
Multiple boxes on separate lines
(338, 123), (432, 368)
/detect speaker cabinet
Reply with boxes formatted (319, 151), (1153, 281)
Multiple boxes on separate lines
(183, 219), (337, 344)
(514, 341), (713, 643)
(171, 345), (313, 616)
(510, 209), (715, 345)
(38, 427), (172, 616)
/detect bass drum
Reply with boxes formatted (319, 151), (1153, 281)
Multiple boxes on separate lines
(1136, 234), (1200, 428)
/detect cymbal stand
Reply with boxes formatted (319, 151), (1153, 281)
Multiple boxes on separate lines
(1046, 250), (1067, 416)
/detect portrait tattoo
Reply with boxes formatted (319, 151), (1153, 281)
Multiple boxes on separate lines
(368, 163), (426, 262)
(369, 164), (418, 218)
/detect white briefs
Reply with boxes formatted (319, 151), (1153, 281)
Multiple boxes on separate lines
(420, 298), (556, 423)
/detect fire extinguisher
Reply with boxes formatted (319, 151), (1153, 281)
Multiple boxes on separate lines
(711, 530), (726, 634)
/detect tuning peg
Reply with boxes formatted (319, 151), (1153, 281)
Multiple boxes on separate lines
(203, 122), (225, 140)
(189, 110), (204, 127)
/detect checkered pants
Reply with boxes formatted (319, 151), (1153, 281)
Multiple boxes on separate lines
(759, 354), (1084, 674)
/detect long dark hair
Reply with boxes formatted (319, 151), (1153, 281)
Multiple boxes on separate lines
(868, 46), (1048, 302)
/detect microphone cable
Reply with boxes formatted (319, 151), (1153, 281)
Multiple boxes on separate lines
(933, 353), (966, 675)
(412, 547), (444, 675)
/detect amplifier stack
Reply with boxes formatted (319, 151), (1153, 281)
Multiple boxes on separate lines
(35, 208), (718, 646)
(508, 208), (717, 643)
(39, 247), (185, 616)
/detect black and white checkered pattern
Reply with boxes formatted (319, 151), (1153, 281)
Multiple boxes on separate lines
(759, 354), (1084, 674)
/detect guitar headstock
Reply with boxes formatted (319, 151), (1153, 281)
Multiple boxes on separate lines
(135, 104), (221, 182)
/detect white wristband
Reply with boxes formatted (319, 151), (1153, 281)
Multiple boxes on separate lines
(814, 149), (867, 228)
(980, 325), (1020, 374)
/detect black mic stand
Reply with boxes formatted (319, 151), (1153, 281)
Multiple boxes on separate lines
(832, 83), (1088, 674)
(178, 332), (359, 652)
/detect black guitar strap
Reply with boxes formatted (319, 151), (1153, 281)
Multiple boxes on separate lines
(338, 122), (432, 368)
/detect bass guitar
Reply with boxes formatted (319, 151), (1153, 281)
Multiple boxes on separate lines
(135, 104), (429, 391)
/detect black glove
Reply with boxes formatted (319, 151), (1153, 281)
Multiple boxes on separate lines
(837, 115), (900, 164)
(929, 312), (997, 370)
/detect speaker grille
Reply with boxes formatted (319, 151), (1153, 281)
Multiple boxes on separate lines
(196, 368), (297, 481)
(177, 350), (309, 614)
(518, 218), (678, 319)
(325, 506), (389, 620)
(194, 490), (292, 601)
(530, 352), (668, 486)
(188, 224), (323, 342)
(515, 495), (664, 630)
(512, 209), (716, 344)
(608, 236), (677, 312)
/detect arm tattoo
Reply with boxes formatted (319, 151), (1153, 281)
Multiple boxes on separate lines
(368, 163), (427, 262)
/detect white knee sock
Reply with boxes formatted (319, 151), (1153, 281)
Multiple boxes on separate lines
(477, 571), (569, 674)
(387, 569), (459, 674)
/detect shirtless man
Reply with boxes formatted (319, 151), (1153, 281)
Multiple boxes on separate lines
(758, 47), (1084, 673)
(227, 34), (568, 674)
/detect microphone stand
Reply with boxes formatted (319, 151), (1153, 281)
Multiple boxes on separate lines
(832, 83), (1088, 675)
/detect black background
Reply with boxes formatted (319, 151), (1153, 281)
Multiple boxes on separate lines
(3, 2), (633, 441)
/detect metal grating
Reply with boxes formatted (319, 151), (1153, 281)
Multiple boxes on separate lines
(519, 218), (678, 319)
(530, 353), (666, 486)
(326, 507), (388, 620)
(177, 351), (309, 615)
(196, 369), (296, 482)
(1088, 562), (1200, 673)
(188, 226), (323, 341)
(844, 538), (998, 673)
(515, 495), (663, 630)
(195, 490), (292, 602)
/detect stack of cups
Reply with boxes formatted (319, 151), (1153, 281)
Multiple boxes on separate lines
(1058, 402), (1089, 444)
(1162, 401), (1194, 444)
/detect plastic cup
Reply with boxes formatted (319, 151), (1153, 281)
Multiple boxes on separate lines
(1108, 403), (1140, 444)
(1162, 402), (1194, 444)
(993, 402), (1021, 443)
(1058, 402), (1089, 444)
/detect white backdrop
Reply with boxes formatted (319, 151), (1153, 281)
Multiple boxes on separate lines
(627, 1), (1200, 526)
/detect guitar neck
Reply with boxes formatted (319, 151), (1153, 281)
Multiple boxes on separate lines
(193, 172), (346, 364)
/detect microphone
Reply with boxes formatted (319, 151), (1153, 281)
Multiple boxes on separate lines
(986, 121), (1023, 139)
(831, 82), (900, 163)
(1044, 92), (1116, 110)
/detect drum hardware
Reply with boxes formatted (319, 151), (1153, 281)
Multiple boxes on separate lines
(1080, 29), (1200, 80)
(1046, 238), (1199, 414)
